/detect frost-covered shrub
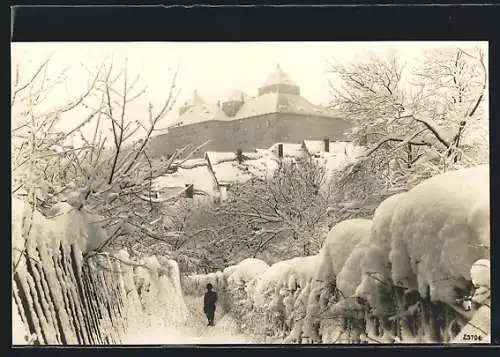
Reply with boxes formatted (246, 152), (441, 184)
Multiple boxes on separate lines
(316, 219), (372, 284)
(355, 193), (405, 316)
(303, 219), (371, 341)
(228, 255), (320, 342)
(389, 164), (489, 304)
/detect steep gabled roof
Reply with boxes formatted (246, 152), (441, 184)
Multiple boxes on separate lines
(262, 64), (298, 87)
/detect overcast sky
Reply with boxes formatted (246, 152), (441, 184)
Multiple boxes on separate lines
(11, 41), (487, 144)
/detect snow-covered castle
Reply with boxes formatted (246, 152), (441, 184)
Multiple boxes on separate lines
(146, 64), (353, 158)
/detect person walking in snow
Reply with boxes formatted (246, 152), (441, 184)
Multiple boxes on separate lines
(204, 283), (218, 327)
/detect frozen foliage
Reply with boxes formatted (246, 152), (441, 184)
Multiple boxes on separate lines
(226, 258), (270, 287)
(470, 259), (490, 305)
(451, 259), (490, 344)
(389, 164), (489, 304)
(12, 197), (108, 255)
(316, 219), (372, 284)
(336, 236), (372, 297)
(355, 193), (405, 316)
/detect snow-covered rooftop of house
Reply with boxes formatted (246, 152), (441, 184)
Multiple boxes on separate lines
(153, 165), (218, 197)
(184, 90), (206, 107)
(173, 158), (208, 170)
(268, 142), (304, 158)
(303, 140), (358, 156)
(206, 150), (280, 185)
(311, 144), (366, 187)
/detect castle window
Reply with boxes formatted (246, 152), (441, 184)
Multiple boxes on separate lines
(266, 120), (271, 128)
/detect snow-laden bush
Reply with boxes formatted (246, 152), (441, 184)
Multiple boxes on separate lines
(388, 164), (489, 304)
(217, 255), (319, 342)
(451, 259), (490, 344)
(316, 219), (372, 284)
(12, 198), (109, 258)
(306, 165), (491, 344)
(302, 219), (372, 342)
(226, 258), (270, 288)
(355, 193), (405, 317)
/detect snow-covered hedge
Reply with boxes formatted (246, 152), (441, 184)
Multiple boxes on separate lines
(204, 164), (490, 344)
(302, 219), (372, 342)
(305, 164), (490, 344)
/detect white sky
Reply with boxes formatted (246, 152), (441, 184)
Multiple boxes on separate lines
(11, 41), (487, 144)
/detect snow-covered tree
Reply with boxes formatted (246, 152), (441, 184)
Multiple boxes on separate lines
(328, 45), (488, 193)
(181, 157), (333, 270)
(11, 52), (205, 271)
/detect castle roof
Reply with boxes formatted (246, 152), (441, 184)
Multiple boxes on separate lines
(262, 64), (298, 87)
(174, 103), (230, 127)
(173, 66), (337, 126)
(233, 92), (334, 120)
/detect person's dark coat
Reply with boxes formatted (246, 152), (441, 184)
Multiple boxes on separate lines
(204, 290), (218, 313)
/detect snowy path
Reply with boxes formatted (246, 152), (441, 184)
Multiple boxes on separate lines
(124, 297), (257, 345)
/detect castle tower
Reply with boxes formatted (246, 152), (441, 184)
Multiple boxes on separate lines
(258, 64), (300, 96)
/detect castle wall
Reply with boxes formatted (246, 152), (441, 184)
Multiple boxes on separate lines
(147, 114), (353, 158)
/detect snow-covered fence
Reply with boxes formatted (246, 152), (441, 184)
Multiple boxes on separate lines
(12, 198), (189, 345)
(12, 242), (129, 344)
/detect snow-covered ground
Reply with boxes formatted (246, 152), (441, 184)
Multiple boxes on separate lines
(124, 295), (256, 344)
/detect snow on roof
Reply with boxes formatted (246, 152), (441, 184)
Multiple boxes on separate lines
(153, 165), (218, 196)
(267, 142), (305, 161)
(205, 151), (238, 166)
(210, 161), (253, 185)
(233, 91), (336, 120)
(303, 140), (356, 156)
(206, 150), (280, 185)
(308, 143), (365, 187)
(233, 92), (279, 119)
(276, 93), (334, 117)
(175, 103), (230, 126)
(173, 158), (208, 170)
(261, 64), (298, 88)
